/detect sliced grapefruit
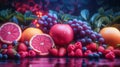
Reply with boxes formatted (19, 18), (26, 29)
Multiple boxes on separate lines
(0, 22), (22, 44)
(29, 34), (54, 56)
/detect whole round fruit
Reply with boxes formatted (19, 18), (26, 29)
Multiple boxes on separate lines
(21, 27), (43, 42)
(0, 22), (22, 44)
(100, 27), (120, 47)
(29, 34), (54, 56)
(49, 24), (74, 46)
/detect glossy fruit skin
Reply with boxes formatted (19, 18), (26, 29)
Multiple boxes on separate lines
(58, 47), (67, 57)
(50, 24), (74, 46)
(67, 44), (75, 52)
(49, 48), (58, 56)
(28, 50), (36, 57)
(100, 27), (120, 47)
(75, 49), (83, 57)
(21, 27), (43, 42)
(105, 52), (115, 60)
(17, 43), (27, 52)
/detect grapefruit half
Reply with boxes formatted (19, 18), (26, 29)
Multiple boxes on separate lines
(0, 22), (22, 44)
(29, 34), (54, 56)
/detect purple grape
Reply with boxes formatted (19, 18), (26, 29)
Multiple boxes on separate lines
(86, 38), (92, 44)
(67, 19), (105, 44)
(85, 30), (91, 35)
(77, 26), (83, 31)
(90, 34), (96, 40)
(98, 38), (105, 43)
(80, 38), (86, 45)
(36, 13), (58, 33)
(80, 30), (85, 37)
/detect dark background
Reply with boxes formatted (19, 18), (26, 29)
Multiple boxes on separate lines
(0, 0), (120, 15)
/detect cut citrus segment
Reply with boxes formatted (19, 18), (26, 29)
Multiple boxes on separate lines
(29, 34), (54, 56)
(0, 22), (22, 44)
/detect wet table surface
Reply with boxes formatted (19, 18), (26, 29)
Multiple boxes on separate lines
(0, 58), (120, 67)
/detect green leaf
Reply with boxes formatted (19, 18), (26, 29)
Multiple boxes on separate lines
(6, 13), (15, 20)
(11, 16), (19, 24)
(24, 11), (32, 17)
(0, 17), (5, 22)
(97, 17), (110, 28)
(80, 9), (89, 20)
(90, 13), (101, 23)
(98, 7), (104, 15)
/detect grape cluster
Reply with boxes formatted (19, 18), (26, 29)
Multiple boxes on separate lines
(37, 13), (58, 33)
(67, 19), (105, 46)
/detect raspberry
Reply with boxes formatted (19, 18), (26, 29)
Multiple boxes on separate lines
(75, 49), (83, 57)
(84, 50), (92, 57)
(113, 49), (120, 57)
(97, 46), (105, 53)
(7, 48), (17, 58)
(68, 51), (75, 57)
(103, 49), (111, 55)
(17, 43), (27, 52)
(59, 47), (67, 57)
(67, 44), (75, 52)
(107, 46), (114, 51)
(86, 43), (97, 51)
(18, 51), (27, 58)
(105, 52), (115, 60)
(28, 50), (36, 57)
(75, 42), (82, 50)
(49, 48), (58, 56)
(7, 44), (13, 49)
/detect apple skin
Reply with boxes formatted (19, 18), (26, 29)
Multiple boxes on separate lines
(49, 24), (74, 46)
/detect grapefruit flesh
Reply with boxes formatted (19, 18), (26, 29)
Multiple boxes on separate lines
(29, 34), (54, 56)
(0, 22), (22, 44)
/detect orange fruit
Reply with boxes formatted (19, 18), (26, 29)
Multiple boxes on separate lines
(21, 27), (43, 42)
(100, 27), (120, 47)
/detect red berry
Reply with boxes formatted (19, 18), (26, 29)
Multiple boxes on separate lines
(67, 44), (75, 52)
(113, 49), (120, 57)
(84, 50), (92, 57)
(104, 49), (111, 55)
(97, 46), (105, 53)
(49, 48), (58, 56)
(18, 51), (27, 58)
(105, 52), (115, 60)
(59, 47), (67, 57)
(17, 43), (27, 52)
(75, 49), (83, 57)
(7, 48), (17, 58)
(7, 44), (13, 49)
(75, 42), (82, 50)
(86, 43), (97, 51)
(68, 51), (75, 57)
(107, 46), (114, 51)
(28, 50), (36, 57)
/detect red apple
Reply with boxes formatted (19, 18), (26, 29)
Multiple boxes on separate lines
(49, 24), (74, 46)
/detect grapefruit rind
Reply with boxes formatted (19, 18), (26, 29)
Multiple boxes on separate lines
(0, 22), (22, 44)
(29, 34), (54, 56)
